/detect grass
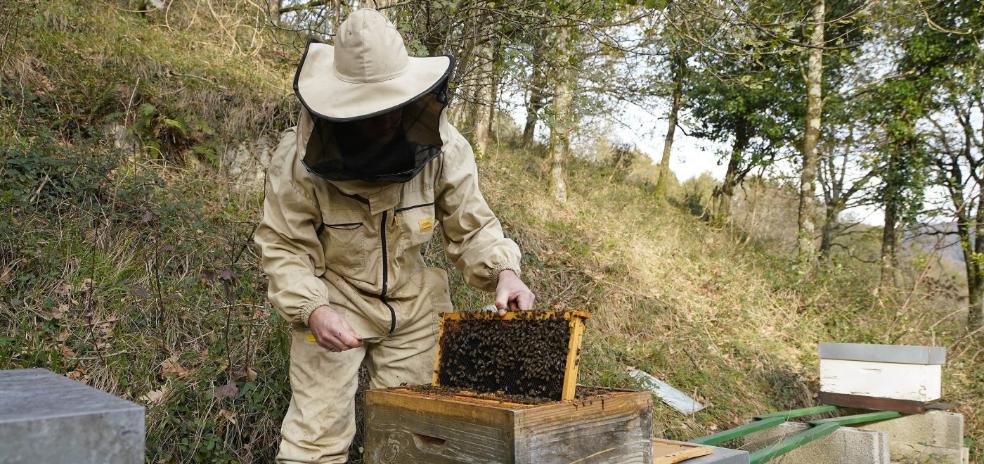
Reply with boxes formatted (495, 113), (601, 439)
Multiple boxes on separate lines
(1, 0), (981, 462)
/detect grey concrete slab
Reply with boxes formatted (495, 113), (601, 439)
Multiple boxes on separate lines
(0, 368), (144, 464)
(819, 342), (946, 365)
(860, 411), (964, 464)
(682, 445), (749, 463)
(742, 422), (890, 464)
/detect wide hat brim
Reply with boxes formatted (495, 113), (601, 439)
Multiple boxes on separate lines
(293, 41), (453, 122)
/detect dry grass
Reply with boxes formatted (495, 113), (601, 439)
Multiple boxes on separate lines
(0, 1), (980, 462)
(474, 144), (981, 449)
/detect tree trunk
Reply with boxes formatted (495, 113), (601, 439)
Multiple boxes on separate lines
(549, 77), (571, 203)
(523, 46), (547, 148)
(958, 213), (981, 330)
(714, 168), (736, 221)
(712, 120), (749, 222)
(522, 102), (539, 147)
(879, 151), (901, 290)
(819, 202), (839, 259)
(549, 29), (572, 204)
(879, 206), (898, 290)
(472, 76), (491, 157)
(420, 2), (446, 56)
(486, 43), (502, 143)
(797, 0), (825, 269)
(968, 277), (983, 331)
(471, 37), (495, 157)
(449, 13), (481, 128)
(655, 54), (684, 201)
(818, 129), (853, 261)
(970, 178), (984, 330)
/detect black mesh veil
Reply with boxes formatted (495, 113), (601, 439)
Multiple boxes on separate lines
(302, 77), (451, 184)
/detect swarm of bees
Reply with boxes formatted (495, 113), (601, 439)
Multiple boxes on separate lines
(437, 311), (571, 401)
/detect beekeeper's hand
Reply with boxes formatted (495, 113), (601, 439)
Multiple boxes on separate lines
(308, 306), (362, 352)
(494, 270), (535, 316)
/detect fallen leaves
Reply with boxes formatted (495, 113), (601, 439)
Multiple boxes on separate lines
(218, 408), (237, 424)
(59, 344), (76, 358)
(140, 386), (170, 405)
(161, 357), (189, 378)
(66, 366), (88, 381)
(50, 303), (69, 320)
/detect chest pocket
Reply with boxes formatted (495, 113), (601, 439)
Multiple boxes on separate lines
(395, 202), (437, 252)
(317, 207), (369, 275)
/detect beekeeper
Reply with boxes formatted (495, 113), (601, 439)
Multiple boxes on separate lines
(253, 8), (535, 463)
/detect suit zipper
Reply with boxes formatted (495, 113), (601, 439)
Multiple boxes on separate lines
(380, 211), (396, 335)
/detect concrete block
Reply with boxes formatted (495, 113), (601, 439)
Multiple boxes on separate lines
(860, 412), (964, 464)
(683, 445), (749, 464)
(742, 422), (890, 464)
(0, 368), (144, 464)
(819, 343), (946, 365)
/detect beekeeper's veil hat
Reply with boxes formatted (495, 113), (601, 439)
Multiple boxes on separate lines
(294, 8), (454, 183)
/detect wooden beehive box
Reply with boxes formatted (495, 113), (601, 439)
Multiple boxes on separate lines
(363, 386), (654, 464)
(433, 310), (590, 401)
(818, 342), (946, 413)
(363, 310), (656, 463)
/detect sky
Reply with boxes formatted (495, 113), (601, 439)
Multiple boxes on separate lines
(613, 100), (728, 182)
(484, 19), (983, 231)
(502, 91), (893, 226)
(500, 86), (728, 181)
(616, 100), (894, 226)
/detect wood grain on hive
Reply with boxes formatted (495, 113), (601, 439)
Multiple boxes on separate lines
(363, 386), (653, 464)
(818, 342), (945, 413)
(651, 439), (713, 463)
(432, 310), (590, 401)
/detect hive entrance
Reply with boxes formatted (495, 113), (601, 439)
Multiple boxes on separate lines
(432, 310), (590, 402)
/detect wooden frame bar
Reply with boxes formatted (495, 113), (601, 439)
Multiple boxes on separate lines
(561, 311), (588, 400)
(651, 439), (713, 463)
(432, 310), (591, 401)
(819, 391), (929, 414)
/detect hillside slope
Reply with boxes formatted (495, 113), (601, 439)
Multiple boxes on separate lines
(474, 150), (981, 443)
(1, 1), (980, 462)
